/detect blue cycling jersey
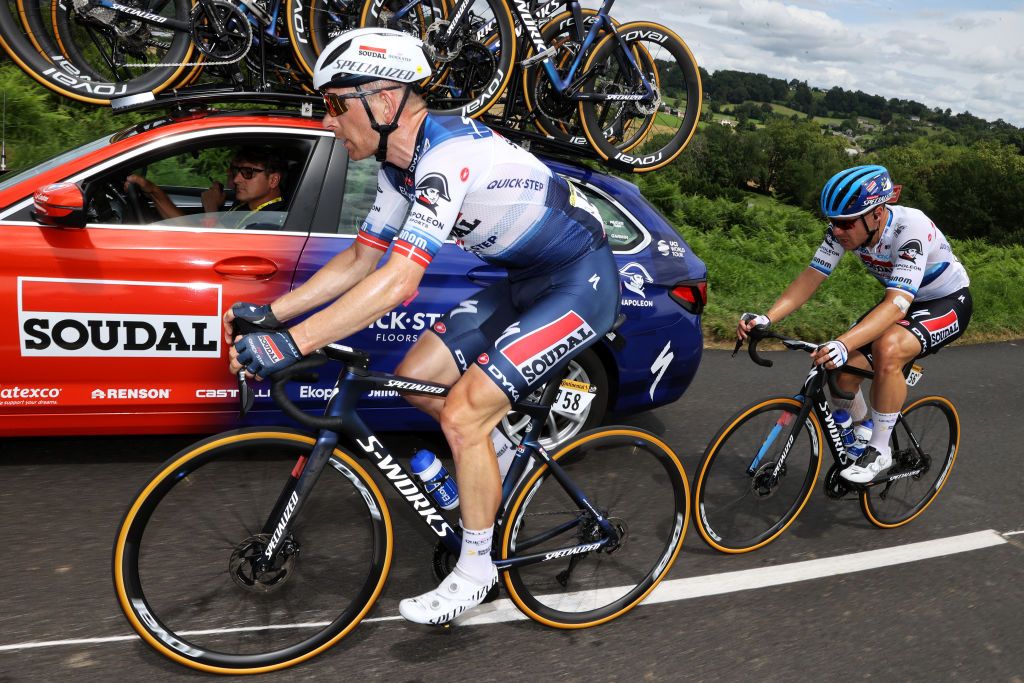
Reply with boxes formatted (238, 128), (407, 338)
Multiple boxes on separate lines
(357, 113), (606, 278)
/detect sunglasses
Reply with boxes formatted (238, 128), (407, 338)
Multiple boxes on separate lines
(321, 85), (404, 117)
(230, 165), (267, 180)
(828, 218), (862, 232)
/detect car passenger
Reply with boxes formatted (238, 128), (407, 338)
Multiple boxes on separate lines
(737, 165), (972, 485)
(224, 28), (619, 624)
(125, 146), (286, 222)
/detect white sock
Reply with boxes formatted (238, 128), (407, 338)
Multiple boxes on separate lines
(831, 388), (868, 423)
(455, 525), (494, 584)
(491, 427), (517, 481)
(866, 410), (900, 459)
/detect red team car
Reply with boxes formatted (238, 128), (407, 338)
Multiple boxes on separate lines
(0, 95), (706, 443)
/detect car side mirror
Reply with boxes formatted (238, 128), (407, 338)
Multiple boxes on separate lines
(32, 181), (87, 228)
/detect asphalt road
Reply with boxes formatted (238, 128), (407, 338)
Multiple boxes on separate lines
(1, 341), (1022, 682)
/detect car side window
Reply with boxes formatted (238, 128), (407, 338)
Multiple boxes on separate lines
(86, 136), (314, 230)
(571, 182), (644, 252)
(339, 157), (382, 236)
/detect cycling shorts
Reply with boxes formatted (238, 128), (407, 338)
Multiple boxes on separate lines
(856, 287), (973, 361)
(429, 246), (620, 404)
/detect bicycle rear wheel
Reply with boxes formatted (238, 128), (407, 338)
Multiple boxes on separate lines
(360, 0), (515, 117)
(501, 428), (689, 627)
(860, 396), (959, 528)
(578, 21), (702, 173)
(113, 429), (392, 674)
(693, 397), (823, 553)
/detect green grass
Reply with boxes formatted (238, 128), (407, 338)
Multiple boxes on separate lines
(669, 194), (1024, 345)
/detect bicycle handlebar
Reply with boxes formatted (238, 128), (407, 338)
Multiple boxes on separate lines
(734, 326), (854, 400)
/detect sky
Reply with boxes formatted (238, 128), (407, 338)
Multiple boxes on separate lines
(608, 0), (1024, 126)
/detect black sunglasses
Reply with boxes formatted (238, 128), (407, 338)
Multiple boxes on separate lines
(229, 165), (267, 180)
(321, 85), (404, 117)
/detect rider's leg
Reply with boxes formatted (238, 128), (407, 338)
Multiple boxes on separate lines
(841, 324), (920, 483)
(398, 365), (509, 625)
(395, 331), (461, 421)
(832, 350), (868, 421)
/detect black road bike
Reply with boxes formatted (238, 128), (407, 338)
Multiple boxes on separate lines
(692, 327), (960, 554)
(360, 0), (702, 172)
(113, 335), (689, 673)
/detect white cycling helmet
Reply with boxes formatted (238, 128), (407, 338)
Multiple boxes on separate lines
(313, 27), (432, 91)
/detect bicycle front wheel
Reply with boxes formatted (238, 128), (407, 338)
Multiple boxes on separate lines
(860, 396), (959, 528)
(501, 428), (689, 627)
(578, 21), (702, 173)
(113, 429), (392, 674)
(693, 397), (823, 553)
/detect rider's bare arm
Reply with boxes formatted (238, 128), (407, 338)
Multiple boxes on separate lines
(738, 268), (826, 340)
(269, 240), (385, 324)
(287, 254), (427, 355)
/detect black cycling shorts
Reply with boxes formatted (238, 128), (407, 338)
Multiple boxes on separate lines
(857, 287), (972, 361)
(428, 246), (620, 404)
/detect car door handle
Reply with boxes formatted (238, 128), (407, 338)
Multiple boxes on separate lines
(214, 256), (279, 280)
(467, 266), (506, 285)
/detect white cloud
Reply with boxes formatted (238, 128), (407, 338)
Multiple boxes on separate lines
(601, 0), (1024, 125)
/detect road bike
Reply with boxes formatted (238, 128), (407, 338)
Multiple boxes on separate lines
(692, 327), (960, 554)
(0, 0), (360, 105)
(360, 0), (702, 172)
(113, 334), (689, 673)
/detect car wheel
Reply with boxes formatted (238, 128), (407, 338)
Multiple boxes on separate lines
(500, 348), (610, 450)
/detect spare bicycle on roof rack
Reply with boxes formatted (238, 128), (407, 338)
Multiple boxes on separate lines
(1, 0), (702, 172)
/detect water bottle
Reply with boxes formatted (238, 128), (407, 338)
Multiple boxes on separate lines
(410, 449), (459, 510)
(849, 419), (874, 459)
(834, 409), (857, 454)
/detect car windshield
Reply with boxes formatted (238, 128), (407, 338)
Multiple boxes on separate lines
(0, 134), (112, 192)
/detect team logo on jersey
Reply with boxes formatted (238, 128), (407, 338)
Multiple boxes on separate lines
(921, 310), (959, 345)
(499, 311), (596, 383)
(619, 262), (654, 298)
(415, 173), (451, 214)
(898, 239), (923, 264)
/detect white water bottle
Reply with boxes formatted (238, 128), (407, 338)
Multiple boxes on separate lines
(410, 449), (459, 510)
(834, 409), (856, 452)
(849, 419), (874, 459)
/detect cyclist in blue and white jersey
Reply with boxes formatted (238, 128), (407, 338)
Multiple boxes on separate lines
(737, 165), (971, 484)
(224, 28), (619, 624)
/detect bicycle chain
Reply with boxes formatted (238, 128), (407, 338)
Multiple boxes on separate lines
(118, 45), (250, 68)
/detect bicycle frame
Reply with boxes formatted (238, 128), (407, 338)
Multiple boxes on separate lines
(252, 353), (621, 573)
(747, 361), (928, 491)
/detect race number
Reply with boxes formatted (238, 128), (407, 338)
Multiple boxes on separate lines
(553, 379), (596, 417)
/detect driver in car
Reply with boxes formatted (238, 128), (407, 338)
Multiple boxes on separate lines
(125, 146), (285, 222)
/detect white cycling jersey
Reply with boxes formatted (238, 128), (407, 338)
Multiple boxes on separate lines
(358, 113), (605, 278)
(810, 205), (970, 301)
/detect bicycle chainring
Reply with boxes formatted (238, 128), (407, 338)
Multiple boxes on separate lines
(191, 0), (253, 61)
(824, 463), (852, 499)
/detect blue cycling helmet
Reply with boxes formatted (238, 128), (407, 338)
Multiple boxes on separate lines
(820, 165), (896, 219)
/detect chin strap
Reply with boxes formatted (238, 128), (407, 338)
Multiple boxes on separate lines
(358, 85), (412, 162)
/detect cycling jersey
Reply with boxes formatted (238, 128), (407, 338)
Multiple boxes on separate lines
(810, 205), (970, 301)
(358, 113), (606, 278)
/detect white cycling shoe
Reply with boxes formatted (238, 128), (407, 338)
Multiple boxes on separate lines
(840, 446), (893, 484)
(399, 565), (498, 625)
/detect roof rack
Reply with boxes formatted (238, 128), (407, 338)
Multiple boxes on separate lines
(110, 88), (322, 116)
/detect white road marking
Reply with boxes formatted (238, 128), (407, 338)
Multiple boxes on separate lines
(0, 529), (1011, 652)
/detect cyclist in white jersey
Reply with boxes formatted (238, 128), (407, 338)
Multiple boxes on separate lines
(224, 28), (619, 624)
(737, 165), (971, 484)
